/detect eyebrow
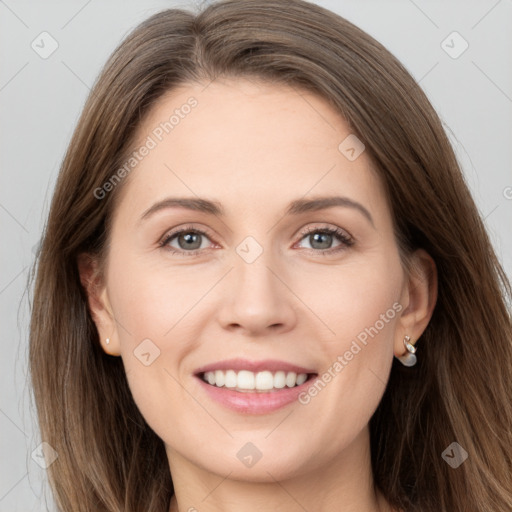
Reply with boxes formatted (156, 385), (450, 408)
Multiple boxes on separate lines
(139, 195), (374, 227)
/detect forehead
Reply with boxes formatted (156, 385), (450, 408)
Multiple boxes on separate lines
(114, 78), (387, 223)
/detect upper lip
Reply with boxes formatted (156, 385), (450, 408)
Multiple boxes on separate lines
(194, 358), (317, 375)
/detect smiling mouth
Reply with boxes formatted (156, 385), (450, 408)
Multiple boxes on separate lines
(198, 369), (318, 393)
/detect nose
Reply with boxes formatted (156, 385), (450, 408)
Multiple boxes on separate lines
(216, 250), (298, 336)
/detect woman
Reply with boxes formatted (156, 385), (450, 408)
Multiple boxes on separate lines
(29, 0), (512, 511)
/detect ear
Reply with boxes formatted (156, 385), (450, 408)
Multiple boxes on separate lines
(395, 248), (438, 357)
(77, 253), (121, 356)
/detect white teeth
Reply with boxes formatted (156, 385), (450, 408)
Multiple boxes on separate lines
(237, 370), (255, 390)
(224, 370), (237, 388)
(285, 371), (297, 387)
(274, 371), (286, 389)
(214, 370), (225, 387)
(296, 373), (307, 385)
(255, 371), (274, 390)
(201, 370), (310, 391)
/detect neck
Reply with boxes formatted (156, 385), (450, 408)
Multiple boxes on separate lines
(167, 427), (394, 512)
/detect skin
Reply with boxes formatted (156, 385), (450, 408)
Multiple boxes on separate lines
(80, 78), (437, 512)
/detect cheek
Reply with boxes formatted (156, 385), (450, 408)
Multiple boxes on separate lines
(296, 251), (403, 351)
(107, 251), (212, 344)
(293, 254), (403, 433)
(106, 255), (215, 433)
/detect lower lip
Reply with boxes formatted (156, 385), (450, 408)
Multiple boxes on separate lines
(196, 376), (316, 414)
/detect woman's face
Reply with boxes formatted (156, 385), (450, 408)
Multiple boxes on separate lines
(97, 78), (411, 481)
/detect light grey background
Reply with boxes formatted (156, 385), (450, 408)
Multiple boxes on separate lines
(1, 0), (511, 510)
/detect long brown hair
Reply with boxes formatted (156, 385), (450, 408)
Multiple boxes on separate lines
(29, 1), (512, 510)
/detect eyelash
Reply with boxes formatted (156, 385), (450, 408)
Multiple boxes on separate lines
(159, 224), (354, 257)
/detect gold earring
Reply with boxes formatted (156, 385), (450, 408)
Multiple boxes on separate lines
(396, 335), (417, 367)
